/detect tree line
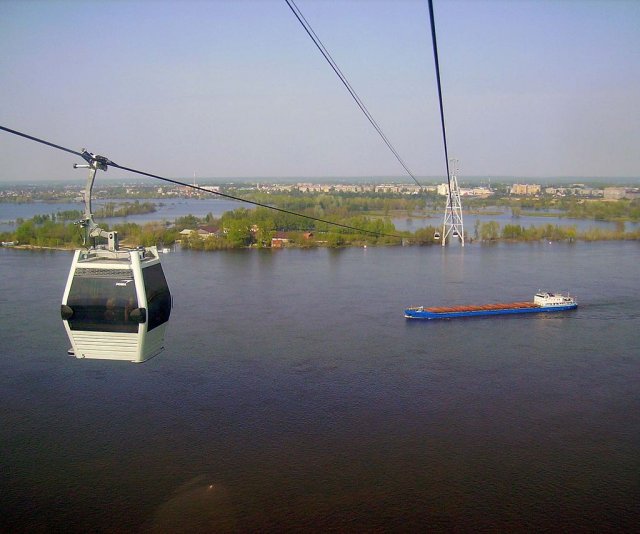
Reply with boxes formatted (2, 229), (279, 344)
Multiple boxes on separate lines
(467, 196), (640, 222)
(2, 192), (639, 250)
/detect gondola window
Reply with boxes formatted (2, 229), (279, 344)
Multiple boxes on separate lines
(142, 264), (172, 331)
(66, 269), (139, 333)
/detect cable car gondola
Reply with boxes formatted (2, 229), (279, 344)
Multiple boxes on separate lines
(60, 152), (171, 363)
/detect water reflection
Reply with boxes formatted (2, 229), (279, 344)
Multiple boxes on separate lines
(150, 476), (236, 533)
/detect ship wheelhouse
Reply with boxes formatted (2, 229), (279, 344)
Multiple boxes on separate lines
(533, 291), (576, 307)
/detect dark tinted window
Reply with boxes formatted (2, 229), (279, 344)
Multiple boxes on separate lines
(142, 263), (171, 331)
(66, 269), (139, 333)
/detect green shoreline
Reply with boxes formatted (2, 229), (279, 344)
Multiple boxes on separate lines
(3, 198), (639, 251)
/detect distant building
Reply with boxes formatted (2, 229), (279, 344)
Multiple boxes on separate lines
(334, 184), (368, 193)
(296, 183), (332, 193)
(437, 183), (491, 197)
(437, 183), (449, 196)
(582, 187), (604, 197)
(460, 186), (493, 198)
(371, 184), (424, 195)
(271, 232), (291, 248)
(510, 183), (541, 196)
(545, 186), (604, 197)
(375, 184), (401, 194)
(604, 187), (631, 200)
(197, 226), (221, 238)
(199, 185), (220, 194)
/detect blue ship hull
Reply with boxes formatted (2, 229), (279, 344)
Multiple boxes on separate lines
(404, 303), (577, 320)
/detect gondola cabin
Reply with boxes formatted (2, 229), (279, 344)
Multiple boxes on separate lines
(61, 246), (171, 363)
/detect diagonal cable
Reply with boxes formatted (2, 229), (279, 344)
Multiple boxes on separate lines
(109, 162), (402, 238)
(285, 0), (422, 188)
(427, 0), (453, 209)
(0, 125), (85, 159)
(0, 124), (405, 239)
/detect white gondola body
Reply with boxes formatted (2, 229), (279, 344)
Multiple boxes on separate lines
(61, 247), (171, 363)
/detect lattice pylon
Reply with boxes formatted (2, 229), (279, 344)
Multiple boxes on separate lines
(442, 160), (464, 246)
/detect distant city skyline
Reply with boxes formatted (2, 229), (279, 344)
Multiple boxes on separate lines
(2, 175), (636, 189)
(1, 0), (639, 182)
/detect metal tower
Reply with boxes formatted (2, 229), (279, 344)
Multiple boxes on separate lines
(442, 159), (464, 246)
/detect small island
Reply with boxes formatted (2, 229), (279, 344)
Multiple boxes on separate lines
(1, 182), (639, 250)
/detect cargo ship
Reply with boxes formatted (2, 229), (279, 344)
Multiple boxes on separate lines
(404, 291), (577, 320)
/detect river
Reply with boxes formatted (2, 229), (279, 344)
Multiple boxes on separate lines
(393, 210), (639, 233)
(1, 241), (639, 531)
(0, 198), (249, 232)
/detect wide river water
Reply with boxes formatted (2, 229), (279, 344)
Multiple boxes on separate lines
(1, 241), (639, 531)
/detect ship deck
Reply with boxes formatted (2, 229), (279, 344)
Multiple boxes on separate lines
(424, 301), (537, 313)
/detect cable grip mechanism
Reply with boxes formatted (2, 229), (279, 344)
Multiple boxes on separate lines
(73, 149), (119, 251)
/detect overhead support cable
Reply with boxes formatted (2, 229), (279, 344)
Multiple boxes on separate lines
(0, 124), (404, 239)
(0, 125), (85, 159)
(108, 162), (402, 238)
(427, 0), (453, 209)
(284, 0), (422, 188)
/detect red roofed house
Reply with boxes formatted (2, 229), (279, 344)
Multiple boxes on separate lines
(271, 231), (290, 248)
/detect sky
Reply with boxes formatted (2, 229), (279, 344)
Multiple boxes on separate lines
(0, 0), (639, 183)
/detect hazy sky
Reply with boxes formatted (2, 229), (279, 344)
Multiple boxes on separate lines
(1, 0), (638, 182)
